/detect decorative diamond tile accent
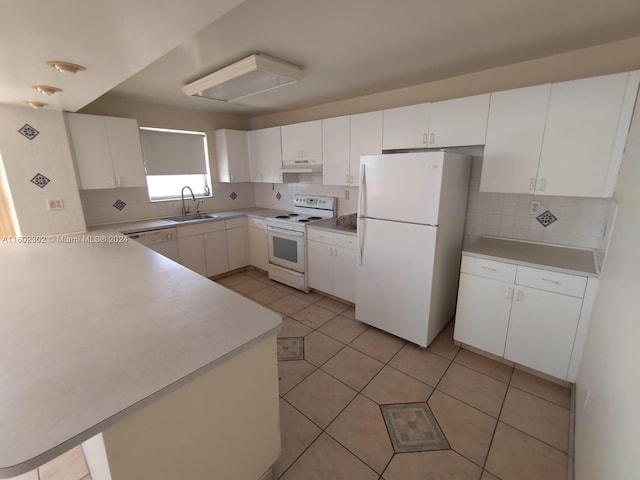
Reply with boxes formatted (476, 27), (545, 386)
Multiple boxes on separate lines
(113, 199), (127, 211)
(30, 173), (50, 188)
(536, 210), (558, 227)
(276, 192), (282, 201)
(381, 402), (450, 453)
(18, 124), (39, 140)
(277, 337), (304, 361)
(229, 191), (237, 200)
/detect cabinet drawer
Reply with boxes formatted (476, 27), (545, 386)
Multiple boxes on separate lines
(307, 228), (332, 243)
(177, 220), (225, 237)
(516, 266), (587, 298)
(460, 256), (517, 283)
(333, 233), (357, 250)
(225, 217), (246, 229)
(247, 217), (266, 229)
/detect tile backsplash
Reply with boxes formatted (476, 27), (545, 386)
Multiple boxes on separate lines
(464, 157), (616, 253)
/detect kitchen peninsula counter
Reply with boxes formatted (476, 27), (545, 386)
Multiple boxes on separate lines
(0, 237), (282, 479)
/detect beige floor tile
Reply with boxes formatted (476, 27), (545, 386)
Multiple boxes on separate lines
(294, 290), (325, 303)
(278, 317), (313, 338)
(278, 360), (316, 396)
(362, 366), (433, 405)
(388, 343), (450, 387)
(304, 331), (345, 366)
(342, 306), (356, 319)
(500, 387), (569, 452)
(321, 346), (384, 391)
(350, 327), (405, 363)
(284, 370), (357, 428)
(315, 296), (351, 314)
(39, 445), (89, 480)
(279, 433), (377, 480)
(318, 315), (368, 344)
(427, 324), (460, 360)
(485, 422), (567, 480)
(383, 449), (482, 480)
(243, 269), (267, 279)
(270, 295), (312, 316)
(510, 369), (571, 409)
(230, 279), (269, 296)
(481, 471), (501, 480)
(273, 282), (303, 294)
(428, 390), (497, 466)
(437, 363), (508, 418)
(216, 272), (253, 287)
(249, 286), (290, 305)
(455, 348), (513, 383)
(326, 394), (394, 474)
(273, 400), (322, 478)
(7, 470), (38, 480)
(292, 304), (338, 329)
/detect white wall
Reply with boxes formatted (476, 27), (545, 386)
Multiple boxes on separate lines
(574, 94), (640, 478)
(0, 105), (86, 235)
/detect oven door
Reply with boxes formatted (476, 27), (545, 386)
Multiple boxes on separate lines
(267, 225), (305, 273)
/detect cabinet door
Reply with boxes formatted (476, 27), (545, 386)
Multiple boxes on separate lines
(428, 94), (490, 148)
(350, 111), (383, 186)
(454, 273), (513, 357)
(66, 113), (115, 189)
(281, 120), (322, 162)
(505, 286), (582, 379)
(536, 72), (631, 197)
(104, 117), (147, 187)
(148, 241), (179, 262)
(332, 246), (356, 303)
(247, 127), (282, 183)
(322, 116), (350, 186)
(226, 227), (248, 271)
(177, 235), (207, 276)
(215, 129), (249, 183)
(204, 230), (229, 277)
(307, 240), (333, 294)
(480, 85), (550, 194)
(248, 226), (269, 271)
(382, 103), (430, 150)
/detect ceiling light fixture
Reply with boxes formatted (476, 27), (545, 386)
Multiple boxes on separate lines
(32, 85), (62, 96)
(24, 101), (48, 109)
(182, 53), (304, 102)
(46, 61), (86, 74)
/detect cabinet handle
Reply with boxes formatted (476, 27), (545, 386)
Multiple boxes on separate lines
(346, 174), (350, 184)
(350, 174), (354, 184)
(429, 133), (435, 145)
(279, 173), (283, 182)
(529, 178), (536, 191)
(539, 178), (547, 191)
(516, 289), (524, 302)
(480, 266), (497, 272)
(422, 133), (428, 144)
(506, 287), (514, 300)
(333, 247), (338, 257)
(117, 176), (123, 186)
(541, 278), (561, 285)
(110, 177), (116, 187)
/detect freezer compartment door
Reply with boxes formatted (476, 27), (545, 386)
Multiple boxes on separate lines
(355, 218), (436, 347)
(359, 152), (444, 225)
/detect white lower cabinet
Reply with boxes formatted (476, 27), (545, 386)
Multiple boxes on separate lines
(203, 230), (229, 277)
(177, 221), (229, 277)
(454, 255), (595, 381)
(307, 228), (356, 303)
(225, 217), (248, 271)
(248, 217), (269, 271)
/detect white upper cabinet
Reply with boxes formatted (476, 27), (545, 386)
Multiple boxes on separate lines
(480, 84), (551, 194)
(67, 113), (147, 189)
(215, 129), (250, 183)
(536, 71), (639, 197)
(428, 94), (490, 148)
(349, 111), (383, 187)
(322, 115), (350, 186)
(382, 102), (430, 150)
(247, 127), (282, 183)
(281, 120), (322, 163)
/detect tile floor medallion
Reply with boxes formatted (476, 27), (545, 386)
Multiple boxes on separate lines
(277, 337), (304, 361)
(380, 402), (450, 453)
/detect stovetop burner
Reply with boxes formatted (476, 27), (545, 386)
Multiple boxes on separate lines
(288, 213), (299, 217)
(298, 219), (310, 223)
(307, 216), (322, 220)
(275, 215), (291, 219)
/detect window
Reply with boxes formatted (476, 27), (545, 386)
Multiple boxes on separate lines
(139, 127), (212, 201)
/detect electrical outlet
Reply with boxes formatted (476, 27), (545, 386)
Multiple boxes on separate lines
(530, 201), (541, 215)
(46, 198), (64, 211)
(345, 190), (350, 200)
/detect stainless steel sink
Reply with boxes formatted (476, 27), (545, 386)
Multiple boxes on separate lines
(166, 213), (219, 223)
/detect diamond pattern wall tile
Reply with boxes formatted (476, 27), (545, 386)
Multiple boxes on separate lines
(276, 192), (282, 201)
(536, 210), (558, 227)
(18, 124), (39, 140)
(229, 191), (237, 200)
(113, 199), (126, 211)
(30, 173), (50, 188)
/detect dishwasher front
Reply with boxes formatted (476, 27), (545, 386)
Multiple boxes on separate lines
(126, 227), (179, 262)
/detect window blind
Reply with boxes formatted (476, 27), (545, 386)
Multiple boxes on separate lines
(140, 128), (208, 175)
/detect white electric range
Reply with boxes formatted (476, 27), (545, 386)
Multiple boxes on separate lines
(266, 194), (338, 291)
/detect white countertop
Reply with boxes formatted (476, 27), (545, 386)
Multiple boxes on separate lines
(0, 237), (282, 477)
(308, 217), (357, 237)
(463, 236), (599, 277)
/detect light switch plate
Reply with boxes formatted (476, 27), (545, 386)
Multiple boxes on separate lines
(529, 201), (541, 215)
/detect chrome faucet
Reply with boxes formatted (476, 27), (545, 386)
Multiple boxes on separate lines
(195, 199), (204, 214)
(181, 186), (196, 216)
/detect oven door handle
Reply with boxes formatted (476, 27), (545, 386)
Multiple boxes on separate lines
(267, 226), (305, 237)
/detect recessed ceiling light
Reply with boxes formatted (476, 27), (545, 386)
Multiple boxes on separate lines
(46, 61), (86, 74)
(31, 85), (62, 96)
(24, 101), (48, 109)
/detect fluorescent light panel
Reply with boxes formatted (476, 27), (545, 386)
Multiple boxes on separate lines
(182, 54), (304, 102)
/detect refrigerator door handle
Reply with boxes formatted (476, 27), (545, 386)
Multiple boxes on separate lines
(358, 164), (366, 218)
(357, 217), (364, 266)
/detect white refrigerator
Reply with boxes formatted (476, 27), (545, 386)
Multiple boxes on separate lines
(355, 151), (471, 348)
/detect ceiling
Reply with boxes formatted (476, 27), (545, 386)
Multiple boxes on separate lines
(4, 0), (640, 116)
